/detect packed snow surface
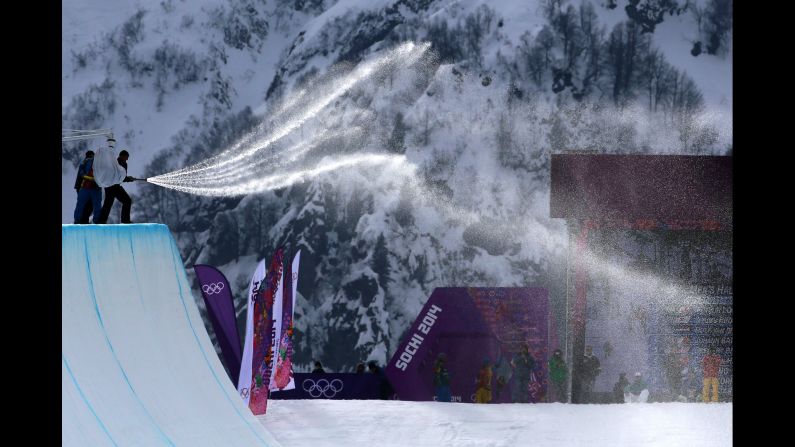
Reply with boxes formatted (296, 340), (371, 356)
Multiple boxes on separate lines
(259, 399), (731, 447)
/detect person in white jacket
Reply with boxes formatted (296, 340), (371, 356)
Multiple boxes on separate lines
(96, 150), (135, 224)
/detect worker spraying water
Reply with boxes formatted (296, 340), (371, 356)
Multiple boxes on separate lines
(63, 129), (148, 224)
(65, 43), (432, 211)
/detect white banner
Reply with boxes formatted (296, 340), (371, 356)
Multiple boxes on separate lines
(286, 250), (300, 390)
(269, 250), (301, 391)
(237, 258), (267, 405)
(267, 264), (284, 390)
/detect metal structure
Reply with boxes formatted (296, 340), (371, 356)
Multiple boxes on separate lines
(62, 128), (114, 143)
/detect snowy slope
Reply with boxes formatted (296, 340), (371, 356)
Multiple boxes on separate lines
(652, 12), (732, 109)
(62, 224), (281, 446)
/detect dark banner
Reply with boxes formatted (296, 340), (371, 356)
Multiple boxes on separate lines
(550, 154), (732, 224)
(193, 265), (242, 382)
(269, 373), (382, 400)
(386, 288), (549, 403)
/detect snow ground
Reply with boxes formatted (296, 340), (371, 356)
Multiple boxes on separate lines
(259, 400), (731, 447)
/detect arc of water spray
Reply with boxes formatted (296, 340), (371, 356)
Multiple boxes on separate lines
(153, 42), (431, 184)
(148, 154), (411, 196)
(151, 132), (329, 188)
(206, 128), (358, 182)
(141, 38), (570, 258)
(157, 126), (365, 191)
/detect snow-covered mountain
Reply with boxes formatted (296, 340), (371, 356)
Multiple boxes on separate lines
(62, 0), (732, 373)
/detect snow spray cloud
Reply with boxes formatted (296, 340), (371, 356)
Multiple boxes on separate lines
(580, 247), (725, 312)
(148, 42), (432, 196)
(390, 63), (730, 259)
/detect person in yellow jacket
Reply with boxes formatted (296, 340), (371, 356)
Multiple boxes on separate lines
(474, 358), (493, 403)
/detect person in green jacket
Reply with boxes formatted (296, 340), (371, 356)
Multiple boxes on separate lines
(624, 372), (649, 403)
(548, 348), (567, 402)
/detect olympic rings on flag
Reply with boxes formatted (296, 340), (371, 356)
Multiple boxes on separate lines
(202, 282), (225, 295)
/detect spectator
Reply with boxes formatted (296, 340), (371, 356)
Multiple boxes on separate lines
(613, 373), (630, 403)
(355, 363), (365, 374)
(492, 355), (509, 400)
(580, 345), (601, 403)
(433, 353), (451, 403)
(548, 348), (568, 403)
(701, 347), (721, 403)
(510, 343), (536, 403)
(311, 361), (325, 374)
(474, 357), (493, 403)
(367, 360), (394, 400)
(624, 372), (649, 403)
(663, 348), (684, 400)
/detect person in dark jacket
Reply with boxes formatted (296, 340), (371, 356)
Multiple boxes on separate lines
(433, 353), (451, 402)
(97, 150), (134, 224)
(368, 360), (394, 400)
(510, 342), (537, 403)
(73, 150), (103, 224)
(74, 151), (96, 223)
(311, 361), (325, 374)
(548, 348), (568, 402)
(613, 372), (630, 403)
(580, 345), (601, 403)
(355, 363), (366, 374)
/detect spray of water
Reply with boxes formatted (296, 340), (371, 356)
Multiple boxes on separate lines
(151, 154), (410, 196)
(144, 39), (565, 255)
(149, 42), (431, 195)
(573, 228), (731, 397)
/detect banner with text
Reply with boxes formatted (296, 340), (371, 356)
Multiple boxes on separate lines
(385, 288), (549, 403)
(270, 250), (301, 392)
(248, 249), (283, 415)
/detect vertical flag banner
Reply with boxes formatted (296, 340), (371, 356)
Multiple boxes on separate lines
(267, 259), (285, 391)
(237, 259), (267, 405)
(249, 248), (284, 415)
(193, 265), (242, 383)
(272, 250), (300, 391)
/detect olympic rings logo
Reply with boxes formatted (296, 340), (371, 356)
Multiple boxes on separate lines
(302, 378), (344, 398)
(202, 282), (225, 295)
